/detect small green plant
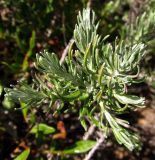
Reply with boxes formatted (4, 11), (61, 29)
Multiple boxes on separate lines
(5, 8), (146, 151)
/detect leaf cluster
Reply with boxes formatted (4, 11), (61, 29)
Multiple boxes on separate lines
(5, 9), (146, 151)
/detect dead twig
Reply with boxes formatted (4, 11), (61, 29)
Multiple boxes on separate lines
(60, 39), (74, 64)
(84, 132), (105, 160)
(83, 124), (96, 140)
(87, 0), (93, 9)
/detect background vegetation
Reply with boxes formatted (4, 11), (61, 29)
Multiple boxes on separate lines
(0, 0), (155, 160)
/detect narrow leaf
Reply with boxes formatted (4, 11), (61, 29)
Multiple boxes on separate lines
(14, 148), (30, 160)
(114, 93), (145, 106)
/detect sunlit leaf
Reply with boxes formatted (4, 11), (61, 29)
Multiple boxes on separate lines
(14, 148), (30, 160)
(30, 123), (55, 135)
(62, 140), (96, 154)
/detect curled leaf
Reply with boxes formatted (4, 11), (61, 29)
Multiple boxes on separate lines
(114, 93), (145, 106)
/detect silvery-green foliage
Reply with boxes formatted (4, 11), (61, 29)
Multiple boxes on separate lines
(132, 11), (155, 42)
(122, 6), (155, 43)
(5, 9), (146, 151)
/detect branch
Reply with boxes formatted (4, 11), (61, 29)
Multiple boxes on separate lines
(84, 132), (105, 160)
(83, 124), (96, 140)
(60, 39), (74, 64)
(87, 0), (93, 9)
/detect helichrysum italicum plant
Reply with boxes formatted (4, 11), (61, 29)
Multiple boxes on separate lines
(5, 8), (147, 151)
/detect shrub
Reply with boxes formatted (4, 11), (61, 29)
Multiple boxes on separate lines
(5, 8), (146, 152)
